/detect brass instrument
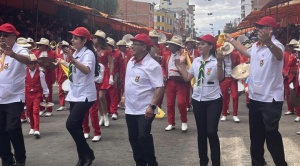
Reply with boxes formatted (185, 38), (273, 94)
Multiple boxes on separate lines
(50, 41), (56, 50)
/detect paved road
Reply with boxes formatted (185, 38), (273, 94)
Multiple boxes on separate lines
(21, 86), (300, 166)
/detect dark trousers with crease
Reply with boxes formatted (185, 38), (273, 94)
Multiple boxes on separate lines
(126, 114), (158, 166)
(192, 97), (222, 166)
(66, 100), (95, 159)
(0, 102), (26, 164)
(249, 99), (287, 166)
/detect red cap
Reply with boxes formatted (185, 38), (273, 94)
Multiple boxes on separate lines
(0, 23), (20, 36)
(69, 27), (91, 40)
(130, 34), (154, 47)
(196, 34), (217, 48)
(254, 16), (278, 29)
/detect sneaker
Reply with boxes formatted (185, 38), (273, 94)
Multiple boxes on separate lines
(84, 133), (89, 139)
(34, 131), (40, 139)
(29, 129), (34, 135)
(99, 116), (104, 126)
(297, 131), (300, 135)
(39, 109), (46, 116)
(44, 112), (52, 117)
(165, 125), (175, 131)
(284, 111), (295, 115)
(220, 116), (227, 121)
(295, 116), (300, 122)
(24, 106), (27, 110)
(181, 123), (188, 132)
(111, 114), (118, 120)
(233, 116), (240, 123)
(92, 135), (101, 142)
(56, 106), (66, 111)
(104, 114), (109, 127)
(20, 118), (27, 123)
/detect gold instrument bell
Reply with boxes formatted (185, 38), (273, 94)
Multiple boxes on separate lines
(231, 63), (250, 80)
(50, 41), (56, 50)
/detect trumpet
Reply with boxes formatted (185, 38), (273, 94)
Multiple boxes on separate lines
(50, 41), (56, 50)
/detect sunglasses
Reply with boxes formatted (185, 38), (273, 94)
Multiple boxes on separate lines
(0, 32), (14, 37)
(255, 25), (270, 29)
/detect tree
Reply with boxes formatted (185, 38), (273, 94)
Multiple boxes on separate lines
(68, 0), (119, 15)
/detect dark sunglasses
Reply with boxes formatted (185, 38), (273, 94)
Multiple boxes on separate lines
(0, 32), (14, 37)
(255, 25), (270, 29)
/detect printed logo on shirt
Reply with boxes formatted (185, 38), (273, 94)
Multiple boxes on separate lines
(260, 60), (264, 67)
(3, 63), (9, 69)
(135, 76), (140, 82)
(206, 68), (212, 76)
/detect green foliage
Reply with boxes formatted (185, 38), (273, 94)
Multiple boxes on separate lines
(68, 0), (119, 15)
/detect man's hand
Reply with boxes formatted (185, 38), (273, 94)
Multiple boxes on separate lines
(0, 43), (15, 57)
(216, 50), (225, 62)
(145, 106), (155, 119)
(257, 28), (273, 45)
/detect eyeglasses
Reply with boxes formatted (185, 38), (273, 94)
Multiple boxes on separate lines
(255, 25), (270, 29)
(0, 32), (14, 38)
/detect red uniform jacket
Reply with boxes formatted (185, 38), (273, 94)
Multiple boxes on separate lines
(33, 50), (56, 85)
(283, 51), (291, 77)
(288, 53), (299, 83)
(25, 68), (42, 95)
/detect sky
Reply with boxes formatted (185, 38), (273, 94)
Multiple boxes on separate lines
(135, 0), (241, 36)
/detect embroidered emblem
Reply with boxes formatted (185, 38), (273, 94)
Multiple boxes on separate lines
(135, 76), (140, 82)
(260, 60), (264, 67)
(206, 68), (212, 75)
(3, 63), (9, 69)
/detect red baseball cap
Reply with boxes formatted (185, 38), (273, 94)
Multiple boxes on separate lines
(69, 27), (91, 40)
(254, 16), (278, 29)
(0, 23), (20, 36)
(196, 34), (217, 48)
(130, 34), (154, 47)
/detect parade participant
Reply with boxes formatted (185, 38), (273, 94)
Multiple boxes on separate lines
(57, 27), (98, 166)
(120, 33), (164, 166)
(284, 39), (298, 115)
(25, 54), (49, 139)
(219, 42), (241, 122)
(92, 30), (114, 127)
(34, 38), (56, 117)
(225, 16), (287, 166)
(106, 37), (124, 120)
(26, 37), (36, 53)
(55, 40), (71, 111)
(161, 35), (189, 132)
(0, 23), (30, 166)
(175, 34), (224, 166)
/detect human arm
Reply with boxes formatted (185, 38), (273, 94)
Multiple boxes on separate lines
(0, 43), (30, 64)
(145, 86), (164, 119)
(174, 59), (194, 82)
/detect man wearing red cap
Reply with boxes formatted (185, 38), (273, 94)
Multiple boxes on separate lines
(225, 16), (287, 166)
(0, 23), (30, 166)
(120, 33), (164, 166)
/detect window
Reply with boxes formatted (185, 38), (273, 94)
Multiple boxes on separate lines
(162, 27), (165, 31)
(157, 16), (160, 22)
(170, 19), (173, 25)
(162, 16), (165, 22)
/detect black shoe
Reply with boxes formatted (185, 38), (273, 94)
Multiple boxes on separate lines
(2, 158), (16, 166)
(15, 162), (26, 166)
(76, 159), (83, 166)
(81, 153), (95, 166)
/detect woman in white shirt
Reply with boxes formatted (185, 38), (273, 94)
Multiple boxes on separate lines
(57, 27), (98, 166)
(175, 34), (224, 166)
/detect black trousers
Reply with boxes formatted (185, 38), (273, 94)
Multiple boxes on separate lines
(0, 102), (26, 164)
(66, 100), (94, 159)
(125, 114), (158, 166)
(249, 99), (287, 166)
(192, 97), (222, 166)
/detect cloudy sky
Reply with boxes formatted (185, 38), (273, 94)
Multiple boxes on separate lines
(135, 0), (241, 36)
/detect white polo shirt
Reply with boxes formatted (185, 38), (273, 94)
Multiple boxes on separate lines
(66, 46), (97, 102)
(0, 43), (29, 104)
(247, 36), (284, 102)
(125, 53), (164, 115)
(188, 55), (222, 101)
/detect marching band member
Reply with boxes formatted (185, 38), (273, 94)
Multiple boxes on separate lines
(34, 38), (56, 117)
(219, 42), (241, 122)
(174, 34), (224, 166)
(106, 37), (124, 120)
(0, 23), (30, 166)
(162, 35), (189, 132)
(92, 30), (114, 127)
(57, 27), (98, 166)
(25, 54), (49, 139)
(27, 37), (36, 53)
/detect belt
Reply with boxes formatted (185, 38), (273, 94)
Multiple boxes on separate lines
(168, 76), (185, 82)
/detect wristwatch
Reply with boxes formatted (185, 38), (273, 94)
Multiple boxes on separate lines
(149, 104), (157, 110)
(267, 43), (274, 49)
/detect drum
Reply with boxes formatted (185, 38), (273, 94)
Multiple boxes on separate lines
(62, 79), (70, 92)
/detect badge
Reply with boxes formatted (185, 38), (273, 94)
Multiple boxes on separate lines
(135, 76), (140, 82)
(206, 68), (212, 75)
(260, 60), (264, 67)
(3, 63), (9, 70)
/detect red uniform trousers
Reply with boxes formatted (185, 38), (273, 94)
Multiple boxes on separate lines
(58, 77), (67, 107)
(166, 79), (188, 125)
(106, 86), (119, 115)
(26, 92), (42, 131)
(39, 80), (53, 112)
(287, 78), (300, 115)
(284, 78), (294, 112)
(82, 91), (101, 136)
(220, 77), (239, 116)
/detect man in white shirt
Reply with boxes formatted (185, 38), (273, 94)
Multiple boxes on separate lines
(0, 23), (30, 166)
(121, 34), (164, 166)
(225, 16), (287, 166)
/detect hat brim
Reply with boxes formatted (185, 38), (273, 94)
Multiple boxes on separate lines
(91, 34), (105, 39)
(185, 40), (196, 43)
(69, 31), (92, 40)
(196, 37), (216, 48)
(130, 38), (153, 47)
(36, 42), (49, 46)
(18, 43), (32, 48)
(166, 41), (183, 47)
(0, 29), (20, 36)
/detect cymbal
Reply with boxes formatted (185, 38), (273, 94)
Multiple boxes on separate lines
(37, 57), (58, 70)
(288, 89), (300, 107)
(231, 63), (250, 80)
(40, 102), (54, 108)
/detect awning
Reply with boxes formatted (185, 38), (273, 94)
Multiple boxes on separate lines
(260, 0), (292, 11)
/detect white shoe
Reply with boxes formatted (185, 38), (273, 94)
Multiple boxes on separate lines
(24, 106), (27, 110)
(29, 129), (34, 135)
(34, 131), (40, 139)
(44, 112), (52, 117)
(284, 111), (295, 115)
(104, 114), (109, 127)
(297, 131), (300, 135)
(56, 106), (66, 111)
(99, 116), (104, 126)
(39, 110), (46, 116)
(111, 114), (118, 120)
(165, 125), (175, 131)
(233, 116), (240, 123)
(181, 123), (188, 132)
(20, 118), (27, 123)
(84, 133), (89, 139)
(92, 135), (101, 142)
(220, 116), (227, 121)
(295, 116), (300, 122)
